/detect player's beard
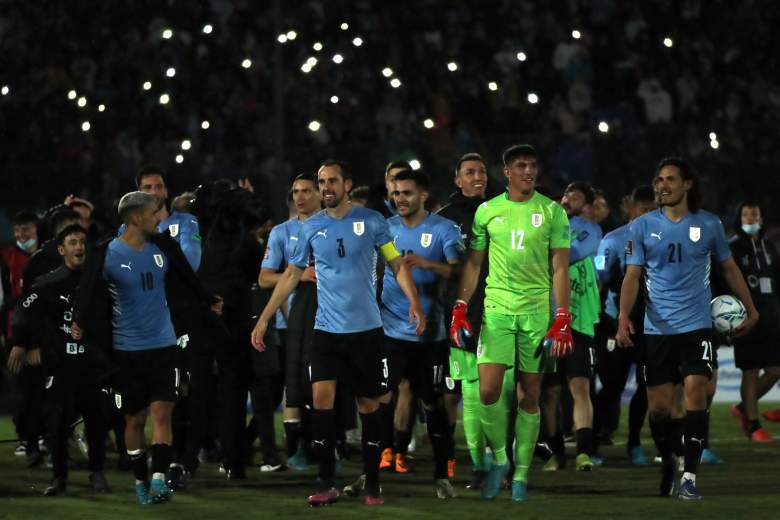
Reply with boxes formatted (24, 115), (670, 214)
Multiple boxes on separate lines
(323, 191), (344, 208)
(656, 191), (684, 208)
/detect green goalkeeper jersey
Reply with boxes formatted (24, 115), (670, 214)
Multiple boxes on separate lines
(471, 191), (570, 315)
(569, 257), (601, 336)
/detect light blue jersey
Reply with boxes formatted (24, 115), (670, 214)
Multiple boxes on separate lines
(381, 213), (464, 342)
(261, 218), (302, 329)
(289, 205), (393, 334)
(119, 211), (201, 271)
(595, 223), (631, 319)
(626, 209), (731, 335)
(103, 239), (177, 351)
(159, 212), (201, 271)
(569, 215), (602, 264)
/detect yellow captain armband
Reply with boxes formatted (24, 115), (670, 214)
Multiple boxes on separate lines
(379, 242), (400, 262)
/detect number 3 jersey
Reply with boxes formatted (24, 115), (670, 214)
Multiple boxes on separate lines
(103, 238), (177, 351)
(626, 209), (731, 335)
(471, 191), (570, 315)
(381, 212), (464, 342)
(290, 205), (395, 334)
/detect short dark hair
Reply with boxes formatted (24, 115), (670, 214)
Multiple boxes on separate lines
(385, 160), (412, 177)
(292, 172), (318, 187)
(56, 224), (87, 245)
(631, 185), (655, 203)
(12, 210), (38, 226)
(350, 185), (371, 202)
(502, 144), (537, 166)
(135, 165), (167, 188)
(455, 153), (486, 176)
(564, 181), (595, 205)
(68, 200), (92, 214)
(654, 157), (700, 212)
(393, 169), (430, 190)
(319, 159), (352, 181)
(49, 209), (81, 236)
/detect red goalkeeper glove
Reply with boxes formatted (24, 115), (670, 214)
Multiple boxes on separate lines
(450, 300), (474, 348)
(543, 308), (574, 358)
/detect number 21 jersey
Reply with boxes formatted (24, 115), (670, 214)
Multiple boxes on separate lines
(626, 209), (731, 335)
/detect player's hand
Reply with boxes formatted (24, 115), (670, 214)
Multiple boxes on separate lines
(544, 308), (574, 357)
(71, 322), (83, 341)
(403, 253), (429, 270)
(251, 318), (268, 352)
(733, 309), (759, 338)
(449, 300), (473, 348)
(25, 348), (42, 366)
(300, 266), (317, 283)
(211, 295), (224, 316)
(238, 178), (255, 192)
(615, 315), (635, 347)
(409, 300), (426, 336)
(7, 346), (26, 375)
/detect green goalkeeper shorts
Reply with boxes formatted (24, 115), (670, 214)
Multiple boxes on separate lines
(476, 311), (554, 373)
(449, 347), (478, 381)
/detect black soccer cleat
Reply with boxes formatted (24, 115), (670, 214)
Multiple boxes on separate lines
(44, 478), (67, 496)
(89, 471), (112, 493)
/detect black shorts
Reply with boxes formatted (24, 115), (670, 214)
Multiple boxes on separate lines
(383, 337), (448, 402)
(309, 328), (387, 399)
(557, 330), (596, 379)
(644, 329), (715, 387)
(113, 346), (179, 414)
(733, 306), (780, 370)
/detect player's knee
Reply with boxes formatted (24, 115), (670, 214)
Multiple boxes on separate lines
(479, 388), (500, 405)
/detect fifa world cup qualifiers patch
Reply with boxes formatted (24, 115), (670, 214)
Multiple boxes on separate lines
(625, 240), (633, 256)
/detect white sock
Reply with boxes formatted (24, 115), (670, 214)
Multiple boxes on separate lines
(682, 472), (696, 484)
(152, 472), (165, 481)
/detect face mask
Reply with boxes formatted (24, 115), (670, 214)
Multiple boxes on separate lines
(742, 223), (761, 235)
(16, 238), (37, 252)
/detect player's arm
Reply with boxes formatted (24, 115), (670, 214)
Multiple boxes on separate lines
(251, 264), (303, 350)
(544, 247), (575, 357)
(258, 268), (284, 289)
(720, 257), (759, 337)
(7, 286), (44, 374)
(384, 242), (426, 335)
(403, 254), (458, 279)
(178, 218), (202, 271)
(456, 249), (486, 304)
(616, 265), (642, 347)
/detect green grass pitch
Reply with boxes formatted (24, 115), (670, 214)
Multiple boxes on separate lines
(2, 403), (779, 519)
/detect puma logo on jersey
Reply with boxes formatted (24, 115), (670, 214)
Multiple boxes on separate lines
(120, 262), (132, 271)
(651, 232), (663, 240)
(59, 295), (70, 304)
(316, 230), (328, 239)
(494, 217), (505, 223)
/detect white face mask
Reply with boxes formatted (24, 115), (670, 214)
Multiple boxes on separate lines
(742, 223), (761, 235)
(16, 238), (37, 252)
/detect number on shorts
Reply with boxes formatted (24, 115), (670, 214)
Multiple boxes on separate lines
(381, 357), (389, 379)
(589, 347), (596, 368)
(701, 340), (713, 361)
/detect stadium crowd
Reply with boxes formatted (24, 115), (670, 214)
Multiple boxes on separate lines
(1, 0), (780, 509)
(2, 1), (779, 223)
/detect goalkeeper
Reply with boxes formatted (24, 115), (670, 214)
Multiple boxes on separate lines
(451, 144), (572, 502)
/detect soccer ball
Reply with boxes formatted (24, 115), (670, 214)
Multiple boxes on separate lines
(711, 295), (747, 334)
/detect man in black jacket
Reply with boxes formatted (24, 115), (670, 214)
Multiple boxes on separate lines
(435, 152), (492, 484)
(71, 192), (222, 505)
(727, 201), (780, 441)
(9, 224), (112, 496)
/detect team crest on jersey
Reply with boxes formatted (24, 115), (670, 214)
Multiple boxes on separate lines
(532, 213), (543, 228)
(153, 254), (164, 268)
(353, 221), (365, 236)
(168, 224), (179, 237)
(689, 226), (701, 242)
(420, 233), (432, 248)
